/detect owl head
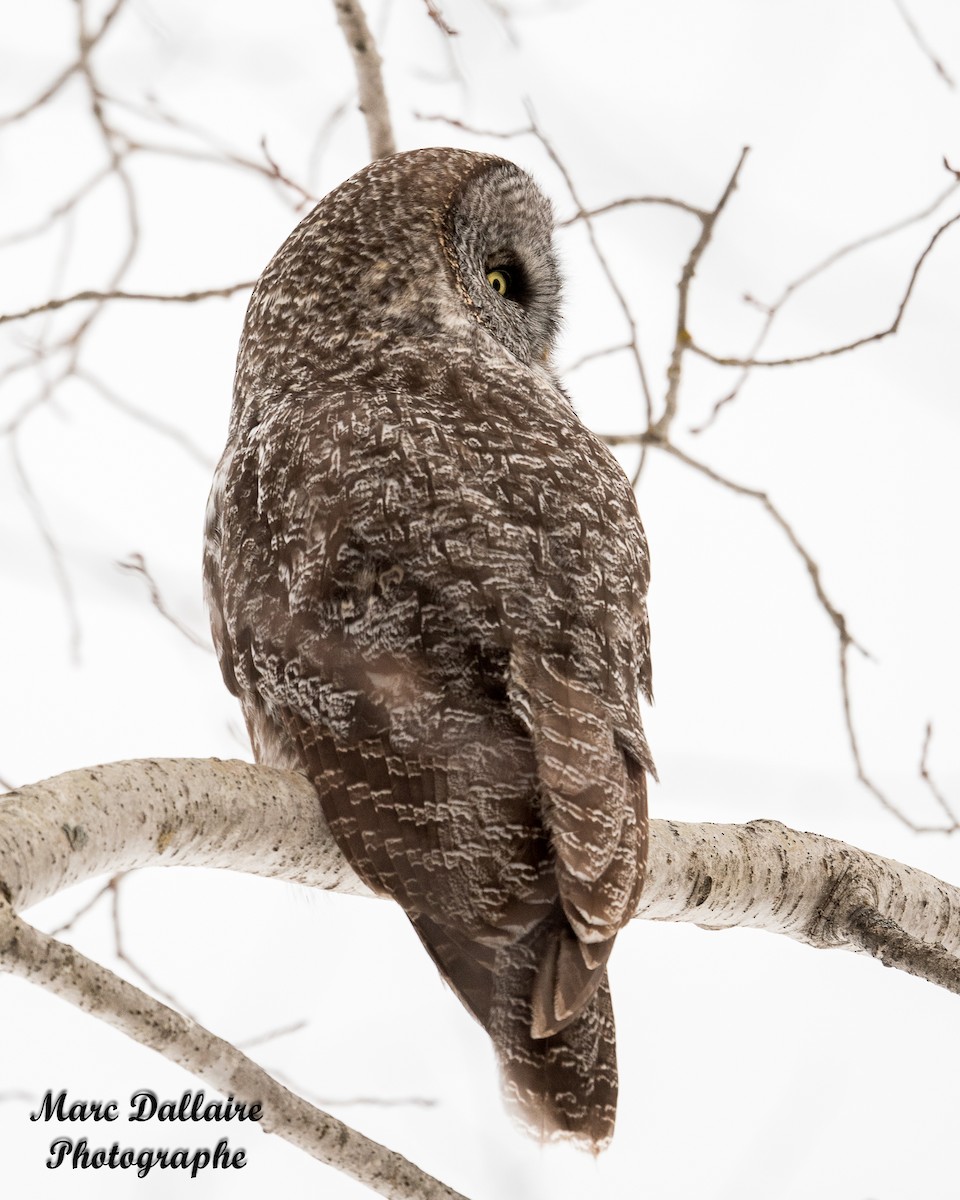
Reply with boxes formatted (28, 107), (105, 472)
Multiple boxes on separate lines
(239, 147), (564, 390)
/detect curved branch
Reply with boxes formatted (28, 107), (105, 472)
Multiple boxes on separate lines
(0, 760), (471, 1199)
(643, 818), (960, 991)
(0, 758), (370, 913)
(4, 759), (960, 984)
(0, 0), (127, 128)
(4, 758), (960, 1193)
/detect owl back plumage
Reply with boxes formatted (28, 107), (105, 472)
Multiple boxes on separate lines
(204, 148), (653, 1150)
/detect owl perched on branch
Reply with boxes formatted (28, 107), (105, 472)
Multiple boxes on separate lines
(204, 146), (654, 1150)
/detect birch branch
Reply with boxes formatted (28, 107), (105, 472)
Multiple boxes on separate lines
(0, 906), (468, 1200)
(0, 759), (469, 1200)
(4, 758), (960, 982)
(332, 0), (396, 160)
(4, 758), (960, 1193)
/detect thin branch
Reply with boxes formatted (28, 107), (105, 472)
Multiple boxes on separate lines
(558, 194), (707, 227)
(117, 554), (214, 652)
(236, 1020), (309, 1050)
(1, 358), (74, 437)
(265, 1068), (438, 1110)
(307, 1093), (437, 1110)
(564, 341), (633, 374)
(834, 636), (934, 832)
(480, 0), (519, 46)
(9, 435), (82, 661)
(307, 94), (353, 190)
(68, 0), (140, 357)
(657, 439), (866, 654)
(414, 112), (528, 140)
(108, 874), (199, 1019)
(649, 146), (749, 441)
(693, 176), (960, 432)
(524, 104), (656, 429)
(691, 210), (960, 369)
(0, 0), (127, 128)
(919, 723), (958, 829)
(892, 0), (955, 89)
(99, 92), (317, 208)
(76, 368), (215, 468)
(0, 282), (255, 327)
(0, 164), (114, 248)
(655, 440), (958, 834)
(422, 0), (459, 36)
(48, 876), (116, 936)
(332, 0), (397, 160)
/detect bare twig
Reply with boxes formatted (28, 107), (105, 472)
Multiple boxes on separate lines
(9, 435), (82, 661)
(558, 194), (707, 226)
(0, 282), (255, 327)
(480, 0), (519, 46)
(307, 94), (353, 190)
(76, 369), (215, 468)
(48, 877), (116, 936)
(564, 341), (634, 374)
(414, 112), (527, 140)
(0, 0), (127, 127)
(919, 724), (958, 829)
(657, 440), (960, 834)
(117, 554), (213, 652)
(525, 105), (657, 430)
(834, 639), (938, 832)
(264, 1068), (438, 1110)
(237, 1020), (309, 1050)
(311, 1093), (438, 1109)
(657, 439), (866, 650)
(422, 0), (458, 36)
(333, 0), (397, 160)
(0, 164), (114, 248)
(693, 177), (960, 432)
(107, 874), (200, 1018)
(102, 92), (317, 207)
(892, 0), (955, 89)
(690, 210), (960, 369)
(649, 146), (749, 441)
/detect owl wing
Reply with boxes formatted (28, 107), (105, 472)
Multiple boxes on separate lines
(209, 375), (651, 1021)
(510, 646), (648, 1036)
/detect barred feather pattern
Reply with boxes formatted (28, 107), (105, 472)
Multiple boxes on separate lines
(203, 148), (654, 1150)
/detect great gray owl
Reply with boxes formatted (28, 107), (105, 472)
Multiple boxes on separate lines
(203, 146), (654, 1150)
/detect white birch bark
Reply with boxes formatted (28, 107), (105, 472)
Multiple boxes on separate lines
(3, 756), (960, 1199)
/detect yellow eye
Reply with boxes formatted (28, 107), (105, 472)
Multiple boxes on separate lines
(486, 268), (512, 297)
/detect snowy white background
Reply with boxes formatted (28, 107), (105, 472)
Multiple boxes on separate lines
(2, 1), (959, 1196)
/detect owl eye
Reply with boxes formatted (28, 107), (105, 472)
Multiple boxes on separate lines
(486, 268), (513, 298)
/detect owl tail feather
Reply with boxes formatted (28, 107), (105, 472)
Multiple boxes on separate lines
(410, 911), (618, 1152)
